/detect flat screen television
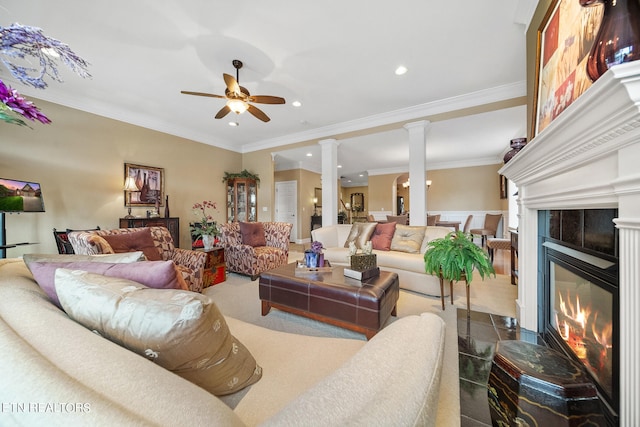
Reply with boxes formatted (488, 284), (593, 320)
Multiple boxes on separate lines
(0, 178), (46, 212)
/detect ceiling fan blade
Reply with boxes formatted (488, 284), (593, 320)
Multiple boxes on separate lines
(247, 104), (270, 122)
(215, 105), (231, 119)
(249, 95), (286, 104)
(181, 90), (225, 99)
(223, 73), (241, 95)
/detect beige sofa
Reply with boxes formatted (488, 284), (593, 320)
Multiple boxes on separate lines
(312, 224), (453, 297)
(0, 258), (445, 426)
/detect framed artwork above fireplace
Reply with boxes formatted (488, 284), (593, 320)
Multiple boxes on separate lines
(533, 0), (603, 136)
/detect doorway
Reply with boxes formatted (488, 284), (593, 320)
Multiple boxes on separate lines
(275, 180), (297, 242)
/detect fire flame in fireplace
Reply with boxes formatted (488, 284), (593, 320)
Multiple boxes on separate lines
(554, 291), (612, 384)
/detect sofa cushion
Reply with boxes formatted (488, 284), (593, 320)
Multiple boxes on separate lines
(55, 269), (262, 396)
(240, 222), (267, 247)
(26, 260), (189, 307)
(370, 222), (396, 251)
(343, 222), (377, 249)
(101, 228), (162, 261)
(24, 252), (145, 264)
(390, 225), (426, 253)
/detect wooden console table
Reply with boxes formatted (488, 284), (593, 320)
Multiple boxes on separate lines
(119, 217), (180, 248)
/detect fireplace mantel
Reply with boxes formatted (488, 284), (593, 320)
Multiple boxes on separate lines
(500, 61), (640, 425)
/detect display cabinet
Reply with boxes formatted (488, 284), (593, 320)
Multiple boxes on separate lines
(226, 178), (257, 222)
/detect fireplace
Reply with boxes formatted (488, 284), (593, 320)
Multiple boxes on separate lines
(499, 63), (640, 425)
(540, 209), (619, 423)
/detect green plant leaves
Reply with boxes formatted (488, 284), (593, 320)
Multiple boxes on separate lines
(423, 231), (495, 284)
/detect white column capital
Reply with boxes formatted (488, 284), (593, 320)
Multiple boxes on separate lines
(319, 138), (340, 147)
(403, 120), (431, 132)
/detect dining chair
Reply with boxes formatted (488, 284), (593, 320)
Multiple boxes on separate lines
(469, 213), (502, 247)
(426, 214), (441, 226)
(462, 214), (473, 233)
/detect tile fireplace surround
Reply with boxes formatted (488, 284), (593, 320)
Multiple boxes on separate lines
(500, 61), (640, 425)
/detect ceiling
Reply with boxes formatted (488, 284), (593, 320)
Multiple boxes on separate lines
(2, 1), (537, 186)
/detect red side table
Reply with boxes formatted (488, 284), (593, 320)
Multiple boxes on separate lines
(201, 247), (226, 288)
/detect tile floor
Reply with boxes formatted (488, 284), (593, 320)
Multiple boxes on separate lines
(457, 308), (546, 426)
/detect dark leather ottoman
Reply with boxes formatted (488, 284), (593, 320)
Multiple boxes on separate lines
(259, 263), (399, 339)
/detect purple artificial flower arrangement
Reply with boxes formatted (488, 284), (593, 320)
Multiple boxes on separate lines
(310, 241), (324, 254)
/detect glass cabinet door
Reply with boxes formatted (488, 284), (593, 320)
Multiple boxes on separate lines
(248, 182), (257, 221)
(227, 184), (235, 222)
(237, 182), (247, 222)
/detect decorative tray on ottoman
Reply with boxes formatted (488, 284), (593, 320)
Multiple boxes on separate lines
(294, 260), (332, 276)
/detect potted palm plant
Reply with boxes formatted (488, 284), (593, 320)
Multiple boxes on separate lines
(424, 231), (495, 313)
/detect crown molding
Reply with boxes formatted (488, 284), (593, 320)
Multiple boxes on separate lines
(241, 81), (526, 153)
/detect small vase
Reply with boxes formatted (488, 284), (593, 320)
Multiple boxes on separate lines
(317, 253), (325, 268)
(582, 0), (640, 81)
(305, 251), (318, 268)
(202, 235), (215, 250)
(503, 138), (527, 164)
(164, 195), (170, 218)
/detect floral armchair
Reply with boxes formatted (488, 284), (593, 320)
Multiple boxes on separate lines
(220, 222), (293, 280)
(68, 226), (208, 292)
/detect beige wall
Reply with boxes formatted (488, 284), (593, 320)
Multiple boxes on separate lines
(367, 174), (400, 213)
(1, 99), (241, 255)
(365, 164), (507, 215)
(425, 165), (507, 211)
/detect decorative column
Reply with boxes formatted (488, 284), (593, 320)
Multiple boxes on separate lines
(319, 139), (339, 227)
(403, 120), (430, 226)
(515, 191), (538, 331)
(614, 219), (640, 425)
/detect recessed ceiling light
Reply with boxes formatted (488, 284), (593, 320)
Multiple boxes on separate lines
(292, 100), (302, 107)
(359, 174), (364, 177)
(306, 152), (312, 157)
(229, 121), (239, 127)
(337, 165), (342, 168)
(395, 65), (408, 75)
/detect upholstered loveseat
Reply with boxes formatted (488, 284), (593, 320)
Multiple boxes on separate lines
(220, 222), (293, 280)
(68, 226), (208, 292)
(0, 257), (446, 426)
(312, 224), (453, 297)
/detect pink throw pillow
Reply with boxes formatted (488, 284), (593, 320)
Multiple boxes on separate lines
(371, 222), (396, 251)
(239, 222), (266, 247)
(27, 260), (188, 307)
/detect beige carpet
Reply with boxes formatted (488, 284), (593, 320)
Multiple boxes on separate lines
(203, 251), (517, 427)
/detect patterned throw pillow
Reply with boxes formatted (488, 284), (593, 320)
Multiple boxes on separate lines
(390, 225), (426, 253)
(370, 222), (396, 251)
(343, 222), (377, 249)
(239, 222), (267, 247)
(55, 269), (262, 396)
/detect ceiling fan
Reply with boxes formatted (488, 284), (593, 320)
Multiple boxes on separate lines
(181, 59), (285, 122)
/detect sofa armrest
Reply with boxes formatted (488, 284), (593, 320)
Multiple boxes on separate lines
(170, 248), (208, 293)
(262, 313), (445, 427)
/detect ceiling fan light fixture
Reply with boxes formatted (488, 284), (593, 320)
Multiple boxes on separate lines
(227, 99), (248, 114)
